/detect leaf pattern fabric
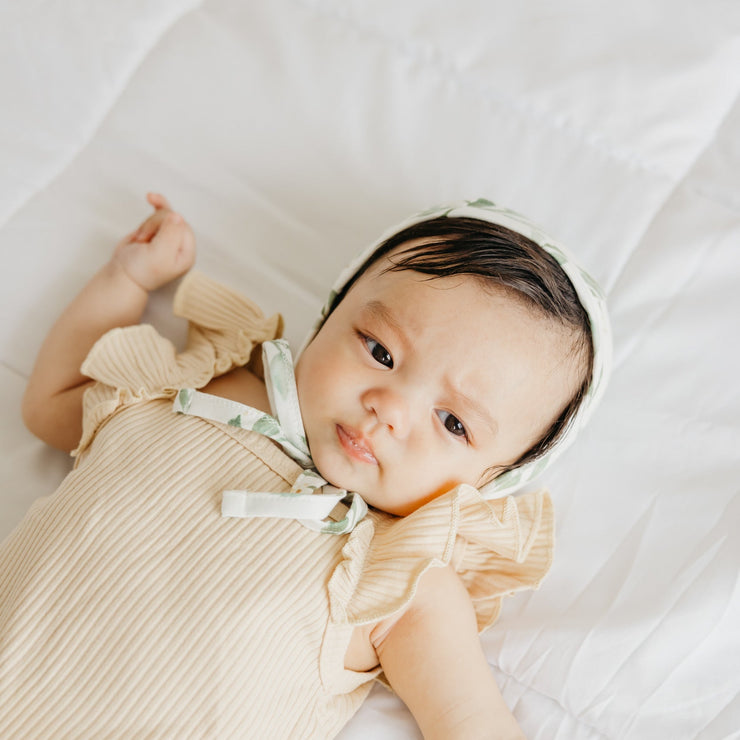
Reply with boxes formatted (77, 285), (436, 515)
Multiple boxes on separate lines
(174, 339), (367, 534)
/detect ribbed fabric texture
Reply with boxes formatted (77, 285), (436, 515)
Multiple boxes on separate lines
(0, 272), (553, 738)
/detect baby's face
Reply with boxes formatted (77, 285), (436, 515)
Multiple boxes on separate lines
(295, 250), (582, 516)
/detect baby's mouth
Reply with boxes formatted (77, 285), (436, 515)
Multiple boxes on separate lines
(336, 425), (378, 465)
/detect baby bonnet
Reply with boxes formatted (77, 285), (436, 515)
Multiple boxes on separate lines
(301, 198), (612, 500)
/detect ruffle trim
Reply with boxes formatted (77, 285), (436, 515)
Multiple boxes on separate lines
(328, 484), (553, 634)
(319, 484), (553, 694)
(73, 271), (282, 457)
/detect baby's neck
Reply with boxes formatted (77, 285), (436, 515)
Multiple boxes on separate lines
(202, 367), (270, 413)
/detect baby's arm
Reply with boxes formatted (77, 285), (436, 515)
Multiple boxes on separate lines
(22, 193), (195, 452)
(374, 564), (526, 740)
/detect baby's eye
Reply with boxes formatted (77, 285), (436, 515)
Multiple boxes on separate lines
(364, 336), (393, 368)
(436, 410), (468, 441)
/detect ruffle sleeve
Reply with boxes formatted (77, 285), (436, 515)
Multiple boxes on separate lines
(328, 484), (553, 632)
(319, 484), (553, 694)
(73, 271), (282, 457)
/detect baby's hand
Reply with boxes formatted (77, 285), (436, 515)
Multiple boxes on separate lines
(113, 193), (196, 292)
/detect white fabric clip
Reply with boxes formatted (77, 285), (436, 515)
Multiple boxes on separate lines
(222, 489), (345, 520)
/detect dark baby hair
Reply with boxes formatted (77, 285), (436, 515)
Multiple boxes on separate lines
(328, 216), (594, 480)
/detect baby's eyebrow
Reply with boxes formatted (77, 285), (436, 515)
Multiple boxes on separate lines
(452, 387), (499, 439)
(364, 300), (406, 342)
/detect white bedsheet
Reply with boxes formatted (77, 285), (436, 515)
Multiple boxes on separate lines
(1, 1), (738, 738)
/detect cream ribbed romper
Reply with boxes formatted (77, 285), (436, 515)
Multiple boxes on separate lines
(0, 272), (553, 739)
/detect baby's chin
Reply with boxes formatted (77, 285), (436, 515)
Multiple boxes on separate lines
(310, 458), (360, 497)
(308, 440), (367, 490)
(310, 462), (383, 512)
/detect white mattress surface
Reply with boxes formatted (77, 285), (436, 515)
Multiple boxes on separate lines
(1, 1), (738, 738)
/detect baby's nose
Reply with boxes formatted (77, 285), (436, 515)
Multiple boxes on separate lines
(362, 387), (410, 438)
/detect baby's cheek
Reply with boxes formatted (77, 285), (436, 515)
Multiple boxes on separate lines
(294, 358), (316, 410)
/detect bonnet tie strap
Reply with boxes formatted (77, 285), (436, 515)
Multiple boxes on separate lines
(173, 339), (367, 535)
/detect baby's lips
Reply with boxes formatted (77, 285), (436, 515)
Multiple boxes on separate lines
(336, 424), (378, 465)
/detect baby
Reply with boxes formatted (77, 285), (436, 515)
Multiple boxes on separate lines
(1, 193), (610, 739)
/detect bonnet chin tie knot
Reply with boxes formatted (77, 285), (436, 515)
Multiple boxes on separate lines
(173, 339), (367, 535)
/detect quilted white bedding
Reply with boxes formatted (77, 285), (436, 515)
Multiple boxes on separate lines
(1, 1), (738, 738)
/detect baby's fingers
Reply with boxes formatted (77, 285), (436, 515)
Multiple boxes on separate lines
(155, 210), (183, 232)
(146, 192), (172, 210)
(150, 211), (196, 275)
(134, 208), (171, 243)
(130, 193), (175, 242)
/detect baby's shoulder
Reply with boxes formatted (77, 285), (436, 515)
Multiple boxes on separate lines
(405, 562), (474, 619)
(371, 564), (474, 647)
(346, 564), (472, 672)
(201, 366), (270, 413)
